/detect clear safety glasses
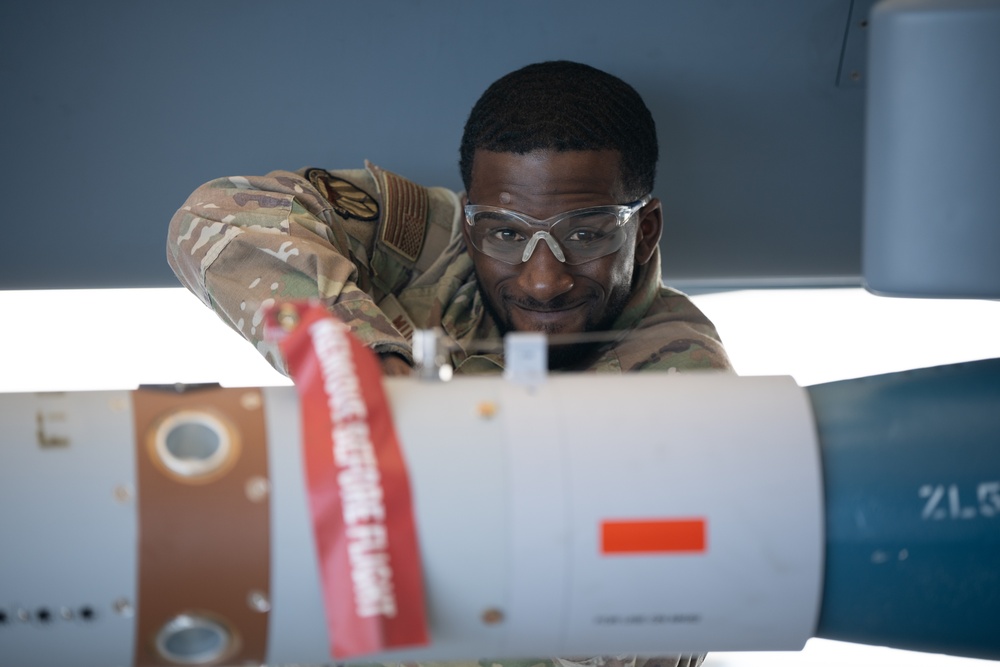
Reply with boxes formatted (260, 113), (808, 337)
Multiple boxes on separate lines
(464, 196), (651, 266)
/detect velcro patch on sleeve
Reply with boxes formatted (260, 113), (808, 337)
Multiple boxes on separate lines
(371, 164), (429, 263)
(305, 168), (380, 221)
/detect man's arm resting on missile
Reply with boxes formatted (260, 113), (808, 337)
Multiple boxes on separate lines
(167, 171), (411, 373)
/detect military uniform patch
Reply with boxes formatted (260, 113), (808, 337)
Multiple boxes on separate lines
(305, 168), (379, 221)
(372, 165), (429, 263)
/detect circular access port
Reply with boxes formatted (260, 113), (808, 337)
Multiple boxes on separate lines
(151, 411), (239, 482)
(155, 614), (234, 665)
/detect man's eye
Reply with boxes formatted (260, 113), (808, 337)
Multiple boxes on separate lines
(489, 227), (526, 243)
(566, 228), (606, 244)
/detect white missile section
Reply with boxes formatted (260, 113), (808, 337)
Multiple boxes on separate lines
(0, 373), (823, 666)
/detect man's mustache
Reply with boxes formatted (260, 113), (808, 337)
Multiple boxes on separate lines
(499, 289), (597, 312)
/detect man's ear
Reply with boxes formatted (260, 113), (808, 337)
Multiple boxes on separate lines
(634, 198), (663, 266)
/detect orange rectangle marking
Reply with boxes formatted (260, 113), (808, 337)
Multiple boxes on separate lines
(601, 518), (707, 554)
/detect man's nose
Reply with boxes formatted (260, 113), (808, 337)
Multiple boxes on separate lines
(515, 240), (575, 302)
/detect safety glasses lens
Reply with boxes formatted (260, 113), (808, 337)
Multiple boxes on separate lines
(468, 211), (623, 265)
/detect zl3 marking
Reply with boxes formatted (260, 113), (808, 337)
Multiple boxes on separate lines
(920, 482), (1000, 520)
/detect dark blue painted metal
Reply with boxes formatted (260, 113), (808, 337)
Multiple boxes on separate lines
(809, 357), (1000, 659)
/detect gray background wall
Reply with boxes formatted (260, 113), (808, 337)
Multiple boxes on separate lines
(0, 0), (866, 290)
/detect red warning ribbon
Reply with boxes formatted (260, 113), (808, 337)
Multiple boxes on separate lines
(272, 302), (429, 658)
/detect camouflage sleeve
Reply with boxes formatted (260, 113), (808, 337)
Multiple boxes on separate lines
(166, 171), (410, 373)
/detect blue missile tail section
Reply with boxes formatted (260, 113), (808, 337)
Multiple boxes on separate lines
(809, 358), (1000, 659)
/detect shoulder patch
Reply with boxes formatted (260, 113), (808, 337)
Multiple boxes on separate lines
(372, 164), (429, 263)
(304, 168), (379, 221)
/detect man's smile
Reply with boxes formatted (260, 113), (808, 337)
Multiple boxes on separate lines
(508, 299), (588, 314)
(506, 300), (591, 333)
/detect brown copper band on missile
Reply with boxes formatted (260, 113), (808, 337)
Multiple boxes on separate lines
(132, 387), (270, 666)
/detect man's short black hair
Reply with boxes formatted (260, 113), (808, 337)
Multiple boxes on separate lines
(459, 60), (658, 201)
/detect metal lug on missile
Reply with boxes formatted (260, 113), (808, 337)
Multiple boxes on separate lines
(503, 332), (547, 387)
(412, 328), (454, 382)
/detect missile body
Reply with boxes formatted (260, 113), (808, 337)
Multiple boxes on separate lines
(1, 361), (998, 666)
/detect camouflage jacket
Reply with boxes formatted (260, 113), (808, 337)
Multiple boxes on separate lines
(167, 162), (731, 376)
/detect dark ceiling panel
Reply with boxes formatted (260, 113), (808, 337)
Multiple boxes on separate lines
(0, 0), (861, 290)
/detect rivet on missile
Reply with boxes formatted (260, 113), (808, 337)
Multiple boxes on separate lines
(113, 484), (133, 503)
(481, 607), (504, 625)
(245, 476), (270, 503)
(476, 401), (498, 419)
(240, 391), (262, 411)
(113, 598), (134, 618)
(247, 591), (271, 613)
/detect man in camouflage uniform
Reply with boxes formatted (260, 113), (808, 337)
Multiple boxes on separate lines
(168, 61), (730, 378)
(168, 61), (729, 666)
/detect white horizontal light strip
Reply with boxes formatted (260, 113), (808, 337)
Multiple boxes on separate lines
(690, 287), (1000, 386)
(0, 288), (288, 393)
(1, 287), (998, 392)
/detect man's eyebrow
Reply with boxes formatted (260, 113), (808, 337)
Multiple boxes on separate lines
(473, 210), (515, 222)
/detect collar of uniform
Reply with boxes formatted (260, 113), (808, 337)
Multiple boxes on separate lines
(446, 280), (505, 372)
(554, 248), (662, 373)
(610, 246), (663, 333)
(453, 353), (504, 374)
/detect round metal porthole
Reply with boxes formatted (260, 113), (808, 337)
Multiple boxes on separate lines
(150, 410), (239, 483)
(154, 613), (235, 665)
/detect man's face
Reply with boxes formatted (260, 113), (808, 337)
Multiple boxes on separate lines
(464, 149), (661, 358)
